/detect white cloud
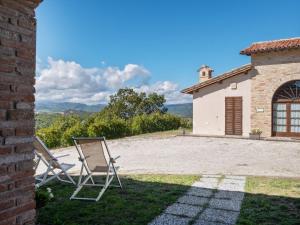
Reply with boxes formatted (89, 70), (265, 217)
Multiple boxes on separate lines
(35, 57), (191, 104)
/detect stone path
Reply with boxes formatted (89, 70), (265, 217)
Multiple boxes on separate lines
(149, 175), (246, 225)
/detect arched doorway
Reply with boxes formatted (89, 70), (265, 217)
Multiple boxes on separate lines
(272, 80), (300, 137)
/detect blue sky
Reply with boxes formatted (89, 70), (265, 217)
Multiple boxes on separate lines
(35, 0), (300, 104)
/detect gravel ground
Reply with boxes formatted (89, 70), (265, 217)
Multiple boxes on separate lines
(37, 136), (300, 177)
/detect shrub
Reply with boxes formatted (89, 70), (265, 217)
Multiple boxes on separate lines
(61, 122), (88, 146)
(180, 118), (192, 129)
(36, 126), (62, 148)
(87, 117), (129, 139)
(131, 113), (181, 134)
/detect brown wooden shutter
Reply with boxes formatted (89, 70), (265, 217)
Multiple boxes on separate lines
(225, 97), (242, 135)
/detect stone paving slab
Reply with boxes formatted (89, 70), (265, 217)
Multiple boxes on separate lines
(202, 174), (222, 178)
(221, 180), (245, 187)
(186, 187), (214, 197)
(165, 203), (203, 218)
(209, 198), (243, 211)
(198, 208), (240, 224)
(149, 213), (191, 225)
(192, 181), (218, 189)
(225, 175), (246, 181)
(199, 177), (220, 183)
(148, 175), (246, 225)
(193, 219), (229, 225)
(218, 184), (244, 192)
(214, 190), (244, 200)
(177, 195), (210, 206)
(221, 178), (245, 184)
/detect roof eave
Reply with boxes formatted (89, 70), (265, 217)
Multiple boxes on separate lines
(181, 64), (252, 94)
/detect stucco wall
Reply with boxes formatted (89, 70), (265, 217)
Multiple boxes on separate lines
(251, 49), (300, 137)
(193, 72), (252, 136)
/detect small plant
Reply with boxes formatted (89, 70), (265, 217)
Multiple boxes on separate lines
(36, 187), (54, 208)
(250, 128), (262, 135)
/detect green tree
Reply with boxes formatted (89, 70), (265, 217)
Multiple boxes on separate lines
(105, 88), (167, 119)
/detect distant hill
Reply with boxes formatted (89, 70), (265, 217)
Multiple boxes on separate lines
(35, 101), (193, 118)
(35, 101), (105, 113)
(166, 103), (192, 118)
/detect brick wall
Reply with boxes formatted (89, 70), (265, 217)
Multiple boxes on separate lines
(250, 49), (300, 137)
(0, 0), (40, 224)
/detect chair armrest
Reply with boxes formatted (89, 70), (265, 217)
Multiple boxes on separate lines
(110, 155), (120, 163)
(55, 154), (70, 159)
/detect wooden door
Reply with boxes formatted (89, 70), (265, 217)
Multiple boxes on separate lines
(225, 97), (242, 135)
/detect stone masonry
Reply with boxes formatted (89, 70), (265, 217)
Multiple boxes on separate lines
(0, 0), (40, 224)
(250, 49), (300, 137)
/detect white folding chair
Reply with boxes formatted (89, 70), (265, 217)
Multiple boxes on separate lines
(34, 136), (76, 188)
(70, 137), (122, 201)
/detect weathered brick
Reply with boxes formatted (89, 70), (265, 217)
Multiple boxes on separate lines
(0, 100), (13, 109)
(15, 160), (33, 172)
(15, 127), (33, 136)
(0, 146), (13, 155)
(0, 45), (15, 57)
(7, 109), (33, 121)
(0, 109), (7, 120)
(16, 85), (34, 95)
(14, 176), (34, 189)
(0, 84), (10, 92)
(0, 217), (16, 225)
(15, 102), (32, 110)
(4, 136), (33, 145)
(15, 209), (35, 225)
(15, 48), (34, 60)
(0, 199), (15, 211)
(0, 201), (35, 222)
(0, 128), (15, 136)
(14, 143), (32, 154)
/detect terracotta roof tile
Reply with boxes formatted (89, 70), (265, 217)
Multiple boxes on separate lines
(181, 64), (252, 94)
(240, 37), (300, 55)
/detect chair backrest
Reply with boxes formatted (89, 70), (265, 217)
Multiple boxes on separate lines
(73, 137), (110, 173)
(33, 136), (60, 168)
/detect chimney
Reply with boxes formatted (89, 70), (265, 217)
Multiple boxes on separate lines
(198, 65), (213, 82)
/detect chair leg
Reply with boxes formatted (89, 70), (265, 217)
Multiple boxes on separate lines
(112, 164), (123, 189)
(70, 173), (94, 200)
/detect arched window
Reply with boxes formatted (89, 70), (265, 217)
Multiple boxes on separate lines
(272, 80), (300, 137)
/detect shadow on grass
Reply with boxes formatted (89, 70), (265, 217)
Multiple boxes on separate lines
(36, 175), (300, 225)
(36, 174), (197, 225)
(237, 192), (300, 225)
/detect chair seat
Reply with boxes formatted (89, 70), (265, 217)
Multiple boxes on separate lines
(60, 163), (75, 171)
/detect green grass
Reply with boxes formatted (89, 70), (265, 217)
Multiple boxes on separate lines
(36, 174), (198, 225)
(237, 177), (300, 225)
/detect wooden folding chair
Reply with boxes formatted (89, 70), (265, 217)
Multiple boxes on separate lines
(34, 136), (76, 188)
(70, 137), (122, 201)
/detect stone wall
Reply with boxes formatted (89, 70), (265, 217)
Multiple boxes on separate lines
(0, 0), (40, 224)
(250, 49), (300, 137)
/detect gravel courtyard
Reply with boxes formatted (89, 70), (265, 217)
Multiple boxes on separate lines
(44, 136), (300, 177)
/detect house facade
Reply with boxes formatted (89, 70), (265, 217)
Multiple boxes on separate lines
(182, 38), (300, 138)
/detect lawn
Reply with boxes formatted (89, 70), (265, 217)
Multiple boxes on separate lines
(37, 175), (300, 225)
(237, 177), (300, 225)
(36, 174), (198, 225)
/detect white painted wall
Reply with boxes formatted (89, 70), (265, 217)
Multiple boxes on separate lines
(192, 72), (252, 136)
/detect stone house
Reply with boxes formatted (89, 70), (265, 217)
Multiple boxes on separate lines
(182, 38), (300, 138)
